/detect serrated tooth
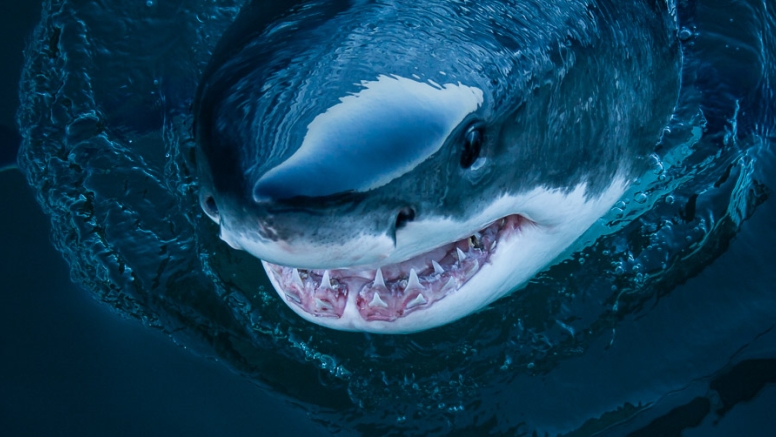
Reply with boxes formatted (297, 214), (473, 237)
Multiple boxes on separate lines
(456, 247), (466, 262)
(320, 270), (332, 289)
(284, 292), (301, 304)
(315, 298), (333, 311)
(406, 293), (427, 309)
(406, 268), (422, 291)
(489, 241), (496, 251)
(291, 268), (304, 288)
(373, 268), (386, 288)
(432, 260), (445, 275)
(369, 292), (388, 308)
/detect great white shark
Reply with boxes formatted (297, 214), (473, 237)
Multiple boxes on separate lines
(193, 0), (681, 333)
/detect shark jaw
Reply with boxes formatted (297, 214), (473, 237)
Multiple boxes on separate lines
(252, 179), (628, 334)
(263, 214), (526, 323)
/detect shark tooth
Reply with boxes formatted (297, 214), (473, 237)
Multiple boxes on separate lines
(291, 268), (304, 288)
(284, 292), (301, 304)
(456, 247), (466, 262)
(315, 298), (333, 311)
(464, 260), (480, 280)
(373, 268), (386, 288)
(432, 260), (445, 275)
(406, 268), (423, 291)
(405, 293), (427, 309)
(441, 277), (457, 293)
(320, 270), (332, 289)
(369, 292), (389, 308)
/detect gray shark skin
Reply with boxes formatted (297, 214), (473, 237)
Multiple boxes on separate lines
(193, 0), (681, 333)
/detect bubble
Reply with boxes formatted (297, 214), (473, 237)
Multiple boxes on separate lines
(634, 192), (648, 204)
(678, 28), (693, 41)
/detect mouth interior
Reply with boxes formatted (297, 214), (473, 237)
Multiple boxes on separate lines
(264, 215), (524, 322)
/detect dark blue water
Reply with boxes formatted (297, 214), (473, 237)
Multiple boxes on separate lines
(6, 0), (776, 435)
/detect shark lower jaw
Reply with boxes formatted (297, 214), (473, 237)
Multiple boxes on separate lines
(262, 214), (527, 328)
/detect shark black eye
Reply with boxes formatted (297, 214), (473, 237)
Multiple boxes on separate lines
(460, 125), (483, 169)
(395, 207), (416, 230)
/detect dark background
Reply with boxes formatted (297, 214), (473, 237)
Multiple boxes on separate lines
(0, 1), (30, 170)
(0, 3), (325, 435)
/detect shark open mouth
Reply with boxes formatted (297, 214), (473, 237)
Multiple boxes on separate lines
(263, 214), (526, 322)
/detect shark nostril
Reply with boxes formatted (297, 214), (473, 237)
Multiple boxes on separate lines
(205, 196), (218, 213)
(395, 207), (416, 230)
(201, 193), (220, 222)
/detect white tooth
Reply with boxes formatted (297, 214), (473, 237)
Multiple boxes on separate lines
(320, 270), (332, 289)
(291, 268), (304, 288)
(432, 260), (445, 275)
(464, 260), (480, 280)
(441, 277), (457, 293)
(489, 241), (496, 251)
(315, 298), (333, 311)
(406, 293), (427, 309)
(284, 292), (301, 304)
(373, 268), (386, 288)
(406, 268), (422, 291)
(500, 218), (505, 226)
(369, 293), (389, 308)
(456, 247), (466, 262)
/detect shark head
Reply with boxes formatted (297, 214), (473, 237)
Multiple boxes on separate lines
(193, 0), (680, 333)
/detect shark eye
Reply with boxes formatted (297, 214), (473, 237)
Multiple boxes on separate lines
(460, 125), (483, 169)
(395, 207), (416, 230)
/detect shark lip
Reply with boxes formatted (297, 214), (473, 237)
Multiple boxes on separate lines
(263, 214), (526, 322)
